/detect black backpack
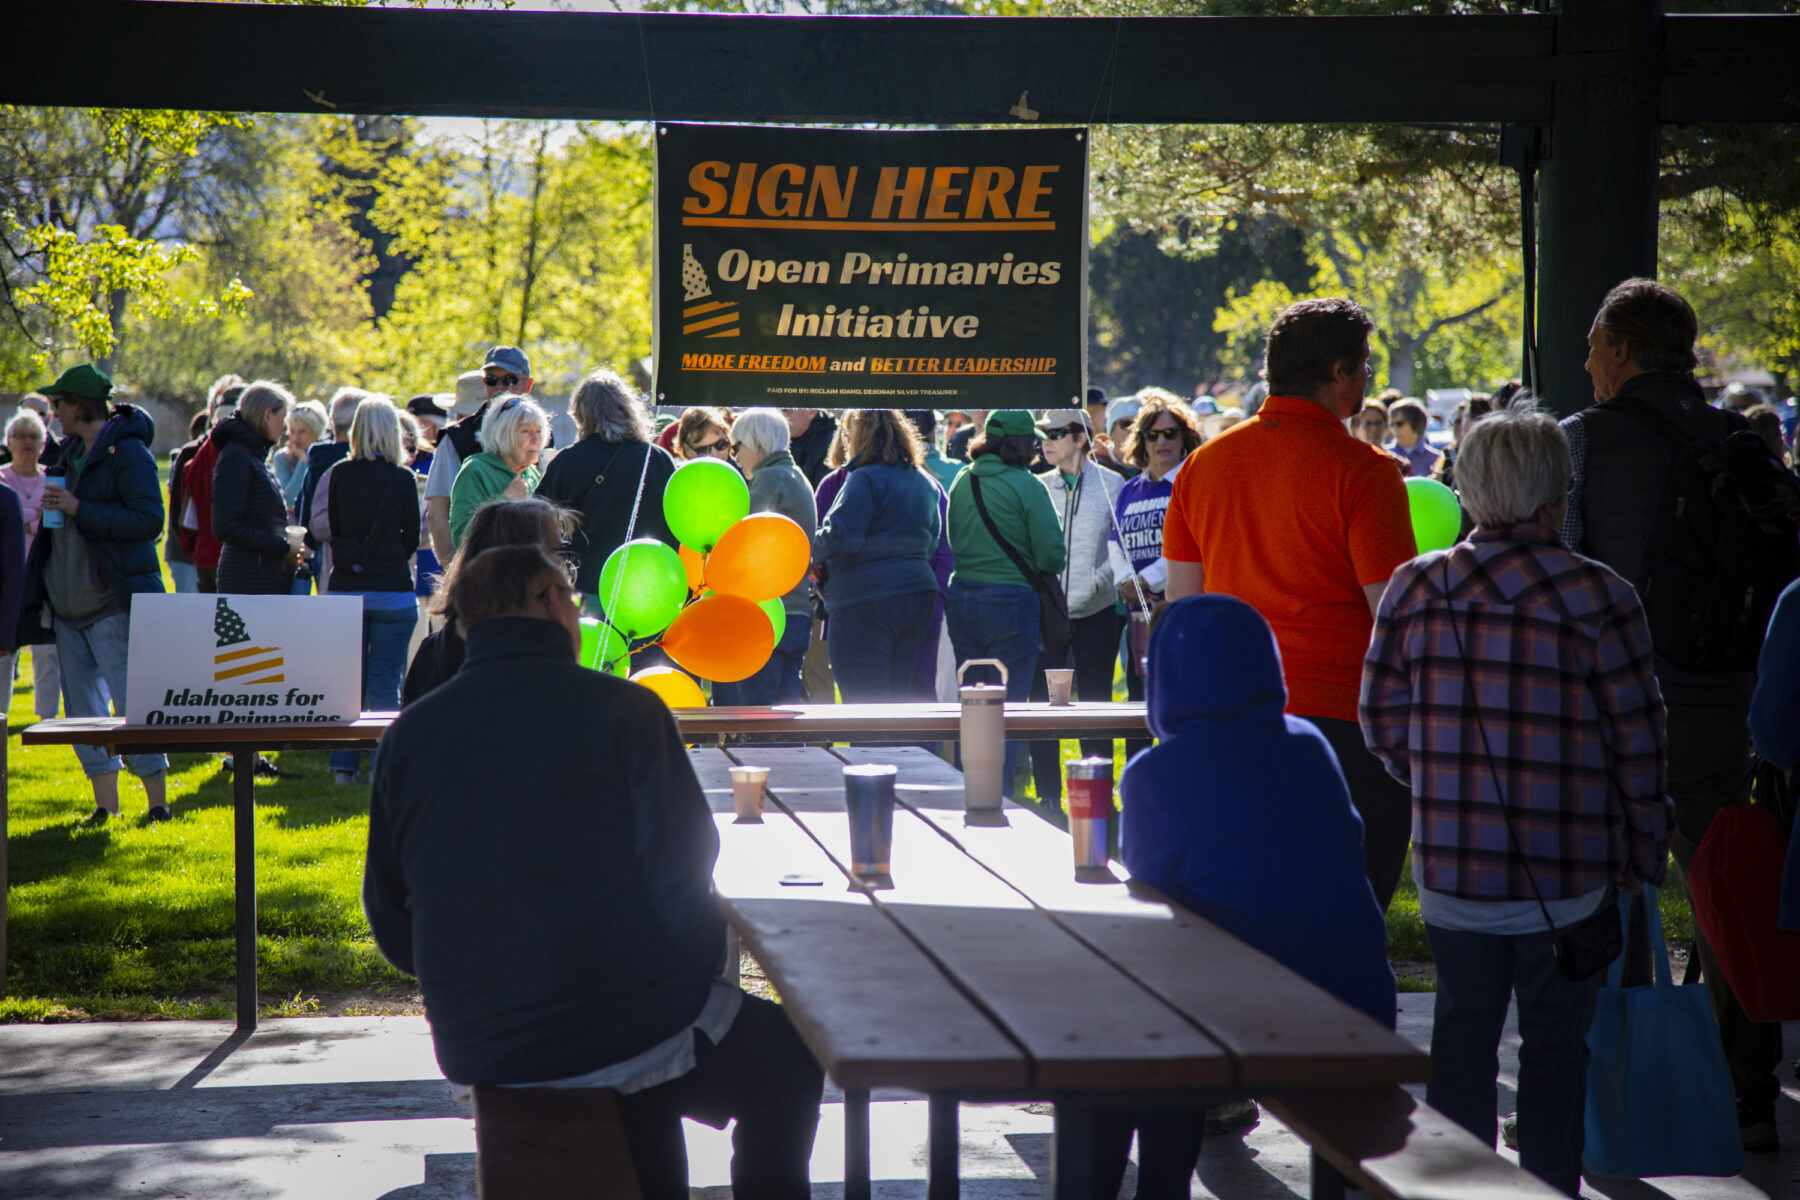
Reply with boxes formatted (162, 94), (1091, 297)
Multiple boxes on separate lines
(1610, 397), (1800, 672)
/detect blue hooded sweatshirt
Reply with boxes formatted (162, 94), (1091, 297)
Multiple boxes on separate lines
(1120, 594), (1397, 1030)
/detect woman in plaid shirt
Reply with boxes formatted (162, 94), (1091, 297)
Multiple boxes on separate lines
(1360, 402), (1672, 1197)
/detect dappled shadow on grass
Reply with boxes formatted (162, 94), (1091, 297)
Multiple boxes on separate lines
(6, 818), (114, 886)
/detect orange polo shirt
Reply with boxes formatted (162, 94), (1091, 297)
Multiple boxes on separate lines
(1162, 395), (1415, 722)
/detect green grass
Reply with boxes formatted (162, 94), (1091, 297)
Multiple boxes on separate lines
(1, 658), (413, 1021)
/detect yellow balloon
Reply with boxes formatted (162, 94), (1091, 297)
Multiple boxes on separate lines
(630, 666), (708, 709)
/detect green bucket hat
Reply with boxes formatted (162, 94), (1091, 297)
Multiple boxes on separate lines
(984, 409), (1041, 439)
(38, 363), (113, 402)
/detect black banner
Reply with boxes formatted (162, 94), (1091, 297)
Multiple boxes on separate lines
(653, 123), (1087, 411)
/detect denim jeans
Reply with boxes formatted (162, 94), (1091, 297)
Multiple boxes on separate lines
(1424, 921), (1603, 1197)
(168, 560), (198, 594)
(330, 604), (416, 775)
(825, 590), (936, 702)
(716, 614), (810, 706)
(945, 580), (1040, 797)
(55, 612), (169, 779)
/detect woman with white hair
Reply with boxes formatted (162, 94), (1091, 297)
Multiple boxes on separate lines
(537, 370), (679, 606)
(1361, 402), (1671, 1196)
(1, 408), (58, 718)
(271, 399), (328, 518)
(448, 394), (546, 549)
(213, 381), (308, 594)
(718, 408), (816, 703)
(307, 398), (421, 784)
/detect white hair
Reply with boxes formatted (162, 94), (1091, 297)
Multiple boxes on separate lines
(569, 369), (653, 443)
(480, 395), (548, 463)
(730, 408), (791, 458)
(287, 400), (328, 441)
(327, 386), (373, 437)
(1454, 398), (1571, 529)
(349, 397), (404, 464)
(6, 408), (46, 443)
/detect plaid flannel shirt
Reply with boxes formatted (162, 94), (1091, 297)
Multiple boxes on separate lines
(1360, 524), (1672, 901)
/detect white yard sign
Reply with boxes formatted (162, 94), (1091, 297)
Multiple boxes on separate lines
(125, 594), (364, 726)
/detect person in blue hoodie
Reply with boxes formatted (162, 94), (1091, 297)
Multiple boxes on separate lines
(1089, 593), (1396, 1198)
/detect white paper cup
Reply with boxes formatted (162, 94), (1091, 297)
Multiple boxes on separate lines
(729, 765), (769, 823)
(1045, 668), (1074, 706)
(284, 524), (308, 553)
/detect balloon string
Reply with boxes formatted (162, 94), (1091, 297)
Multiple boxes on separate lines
(599, 435), (658, 645)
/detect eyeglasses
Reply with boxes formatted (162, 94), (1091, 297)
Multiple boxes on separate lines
(730, 441), (745, 455)
(690, 437), (730, 454)
(484, 372), (522, 390)
(1144, 427), (1185, 443)
(1043, 426), (1082, 441)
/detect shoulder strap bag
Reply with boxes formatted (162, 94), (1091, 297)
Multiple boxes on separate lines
(970, 474), (1071, 653)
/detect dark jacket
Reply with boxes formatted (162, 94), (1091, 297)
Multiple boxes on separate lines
(167, 436), (202, 565)
(298, 439), (351, 544)
(0, 484), (26, 655)
(363, 615), (725, 1085)
(813, 460), (941, 611)
(18, 404), (165, 645)
(325, 458), (420, 594)
(211, 415), (291, 595)
(400, 621), (464, 707)
(1562, 371), (1755, 708)
(536, 437), (677, 594)
(1121, 594), (1397, 1031)
(788, 411), (838, 489)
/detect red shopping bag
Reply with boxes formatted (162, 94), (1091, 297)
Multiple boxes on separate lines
(1686, 800), (1800, 1022)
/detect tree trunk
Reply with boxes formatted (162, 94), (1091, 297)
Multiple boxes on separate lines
(97, 287), (128, 376)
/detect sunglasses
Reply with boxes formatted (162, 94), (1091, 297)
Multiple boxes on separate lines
(484, 372), (522, 390)
(498, 395), (523, 413)
(1144, 427), (1185, 443)
(1043, 426), (1082, 441)
(690, 437), (730, 454)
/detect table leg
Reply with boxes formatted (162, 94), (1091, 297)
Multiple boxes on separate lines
(843, 1087), (870, 1200)
(927, 1095), (959, 1200)
(1049, 1101), (1100, 1200)
(233, 748), (257, 1032)
(1311, 1147), (1348, 1200)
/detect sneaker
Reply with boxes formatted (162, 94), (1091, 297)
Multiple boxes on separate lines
(1741, 1114), (1779, 1153)
(81, 807), (110, 828)
(1501, 1112), (1519, 1150)
(1203, 1098), (1260, 1136)
(254, 756), (285, 778)
(147, 806), (172, 822)
(333, 771), (358, 786)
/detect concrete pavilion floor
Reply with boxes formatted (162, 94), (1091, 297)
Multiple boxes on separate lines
(0, 997), (1795, 1199)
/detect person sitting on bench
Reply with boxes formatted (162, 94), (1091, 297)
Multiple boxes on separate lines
(363, 544), (823, 1198)
(1092, 593), (1397, 1199)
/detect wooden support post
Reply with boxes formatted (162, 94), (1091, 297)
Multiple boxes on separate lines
(1535, 0), (1662, 417)
(843, 1088), (871, 1200)
(234, 748), (257, 1031)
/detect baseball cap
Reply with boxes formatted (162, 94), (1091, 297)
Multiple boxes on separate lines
(482, 345), (531, 377)
(406, 394), (451, 421)
(984, 409), (1042, 439)
(1105, 397), (1142, 430)
(39, 363), (113, 402)
(1036, 408), (1090, 435)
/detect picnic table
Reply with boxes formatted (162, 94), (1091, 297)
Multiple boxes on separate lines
(690, 743), (1430, 1200)
(7, 703), (1147, 1022)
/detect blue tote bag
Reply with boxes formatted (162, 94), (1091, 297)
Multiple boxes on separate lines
(1582, 884), (1742, 1179)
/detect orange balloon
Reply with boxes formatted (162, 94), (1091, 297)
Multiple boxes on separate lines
(706, 513), (810, 602)
(630, 666), (708, 709)
(679, 543), (707, 596)
(662, 592), (776, 682)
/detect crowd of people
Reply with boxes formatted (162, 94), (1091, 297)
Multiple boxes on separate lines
(7, 275), (1797, 1197)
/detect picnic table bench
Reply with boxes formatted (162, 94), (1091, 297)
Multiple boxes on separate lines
(691, 743), (1569, 1200)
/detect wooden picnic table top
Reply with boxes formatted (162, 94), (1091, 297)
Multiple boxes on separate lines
(696, 744), (1427, 1099)
(20, 701), (1147, 750)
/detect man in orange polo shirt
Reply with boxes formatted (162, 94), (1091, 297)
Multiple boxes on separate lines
(1164, 298), (1416, 910)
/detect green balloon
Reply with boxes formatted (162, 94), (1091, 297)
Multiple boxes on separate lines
(1405, 476), (1462, 553)
(663, 458), (750, 551)
(577, 617), (631, 677)
(758, 597), (786, 645)
(597, 538), (688, 638)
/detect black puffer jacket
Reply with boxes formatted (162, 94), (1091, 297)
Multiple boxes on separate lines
(211, 415), (292, 595)
(325, 458), (420, 594)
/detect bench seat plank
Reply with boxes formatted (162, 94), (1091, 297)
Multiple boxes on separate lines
(712, 811), (1027, 1093)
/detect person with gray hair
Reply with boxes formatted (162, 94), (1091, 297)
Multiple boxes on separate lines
(271, 399), (329, 520)
(720, 407), (814, 703)
(307, 397), (420, 783)
(213, 381), (308, 595)
(448, 395), (546, 549)
(1361, 401), (1672, 1194)
(537, 370), (678, 608)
